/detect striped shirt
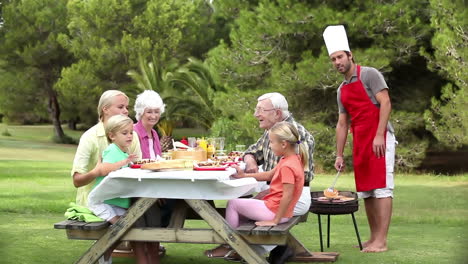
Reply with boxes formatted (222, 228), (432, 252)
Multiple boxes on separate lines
(244, 115), (315, 184)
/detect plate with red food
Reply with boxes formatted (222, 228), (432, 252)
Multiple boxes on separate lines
(193, 161), (228, 171)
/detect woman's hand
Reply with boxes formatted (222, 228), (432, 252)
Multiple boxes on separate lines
(231, 165), (245, 178)
(255, 220), (278, 226)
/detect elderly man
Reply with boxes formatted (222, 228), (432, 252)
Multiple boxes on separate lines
(243, 92), (315, 216)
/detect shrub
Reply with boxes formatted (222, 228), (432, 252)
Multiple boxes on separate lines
(2, 129), (12, 137)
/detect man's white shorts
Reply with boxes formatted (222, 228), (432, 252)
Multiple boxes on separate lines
(358, 131), (396, 199)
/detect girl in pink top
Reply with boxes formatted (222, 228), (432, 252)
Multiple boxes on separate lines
(205, 121), (308, 259)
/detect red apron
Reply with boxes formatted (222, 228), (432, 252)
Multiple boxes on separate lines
(340, 65), (386, 192)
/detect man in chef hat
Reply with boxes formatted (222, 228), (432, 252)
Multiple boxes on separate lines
(323, 25), (396, 253)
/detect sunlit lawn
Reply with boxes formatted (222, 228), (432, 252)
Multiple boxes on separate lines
(0, 124), (467, 264)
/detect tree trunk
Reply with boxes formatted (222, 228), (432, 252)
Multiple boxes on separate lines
(68, 119), (77, 130)
(47, 88), (65, 140)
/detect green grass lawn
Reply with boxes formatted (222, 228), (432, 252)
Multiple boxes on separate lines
(0, 124), (467, 264)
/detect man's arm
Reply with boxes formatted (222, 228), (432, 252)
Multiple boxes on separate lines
(243, 132), (267, 173)
(335, 112), (349, 171)
(298, 126), (315, 182)
(374, 89), (391, 158)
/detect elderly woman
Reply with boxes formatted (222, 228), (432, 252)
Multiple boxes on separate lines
(133, 90), (165, 159)
(132, 90), (174, 263)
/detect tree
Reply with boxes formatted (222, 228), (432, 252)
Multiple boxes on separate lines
(57, 0), (227, 127)
(422, 0), (468, 149)
(0, 0), (73, 141)
(206, 0), (436, 170)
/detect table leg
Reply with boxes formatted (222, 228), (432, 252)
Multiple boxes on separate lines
(287, 232), (314, 257)
(185, 199), (268, 264)
(167, 200), (189, 228)
(74, 198), (158, 264)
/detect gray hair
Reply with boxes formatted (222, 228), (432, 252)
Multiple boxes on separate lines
(258, 92), (290, 119)
(134, 90), (165, 121)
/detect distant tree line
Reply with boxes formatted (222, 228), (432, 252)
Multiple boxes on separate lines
(0, 0), (466, 171)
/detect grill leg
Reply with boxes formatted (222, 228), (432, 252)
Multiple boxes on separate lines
(317, 214), (324, 252)
(351, 212), (363, 250)
(327, 214), (331, 248)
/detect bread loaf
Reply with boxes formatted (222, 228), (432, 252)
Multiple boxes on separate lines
(141, 159), (192, 170)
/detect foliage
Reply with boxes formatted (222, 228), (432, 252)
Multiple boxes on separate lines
(1, 128), (11, 137)
(422, 0), (468, 149)
(127, 56), (224, 131)
(424, 84), (468, 149)
(156, 119), (174, 137)
(169, 58), (226, 129)
(209, 88), (261, 151)
(56, 0), (225, 127)
(0, 0), (466, 173)
(205, 0), (462, 171)
(0, 0), (73, 139)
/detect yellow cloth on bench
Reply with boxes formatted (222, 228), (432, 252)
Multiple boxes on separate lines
(64, 202), (104, 223)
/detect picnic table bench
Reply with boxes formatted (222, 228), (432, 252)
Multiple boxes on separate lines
(56, 169), (338, 263)
(55, 199), (338, 263)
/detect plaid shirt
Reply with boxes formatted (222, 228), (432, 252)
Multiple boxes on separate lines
(244, 115), (315, 184)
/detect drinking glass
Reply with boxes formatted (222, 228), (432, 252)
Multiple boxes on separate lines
(188, 137), (196, 148)
(216, 137), (225, 151)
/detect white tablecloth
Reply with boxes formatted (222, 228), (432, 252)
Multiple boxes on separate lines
(88, 167), (259, 205)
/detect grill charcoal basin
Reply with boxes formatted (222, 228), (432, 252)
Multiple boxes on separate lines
(310, 191), (359, 215)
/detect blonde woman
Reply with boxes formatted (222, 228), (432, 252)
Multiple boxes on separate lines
(71, 90), (142, 206)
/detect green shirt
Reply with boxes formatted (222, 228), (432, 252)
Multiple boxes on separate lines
(94, 143), (131, 208)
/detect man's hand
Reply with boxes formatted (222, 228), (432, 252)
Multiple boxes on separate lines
(243, 154), (259, 173)
(373, 134), (386, 158)
(334, 157), (345, 171)
(255, 220), (278, 226)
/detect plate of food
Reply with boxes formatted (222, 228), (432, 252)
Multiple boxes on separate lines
(193, 161), (228, 171)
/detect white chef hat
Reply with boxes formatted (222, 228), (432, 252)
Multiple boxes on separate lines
(323, 25), (350, 55)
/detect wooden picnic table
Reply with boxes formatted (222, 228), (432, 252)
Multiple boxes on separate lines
(63, 167), (338, 263)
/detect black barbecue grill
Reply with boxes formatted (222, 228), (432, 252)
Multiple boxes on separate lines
(310, 191), (363, 251)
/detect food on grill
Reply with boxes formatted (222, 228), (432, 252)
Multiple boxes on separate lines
(141, 159), (191, 170)
(324, 188), (339, 198)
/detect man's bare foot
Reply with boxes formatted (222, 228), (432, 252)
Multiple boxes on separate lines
(354, 240), (371, 248)
(361, 242), (387, 253)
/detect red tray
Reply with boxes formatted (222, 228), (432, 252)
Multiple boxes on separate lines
(193, 166), (227, 171)
(130, 164), (141, 169)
